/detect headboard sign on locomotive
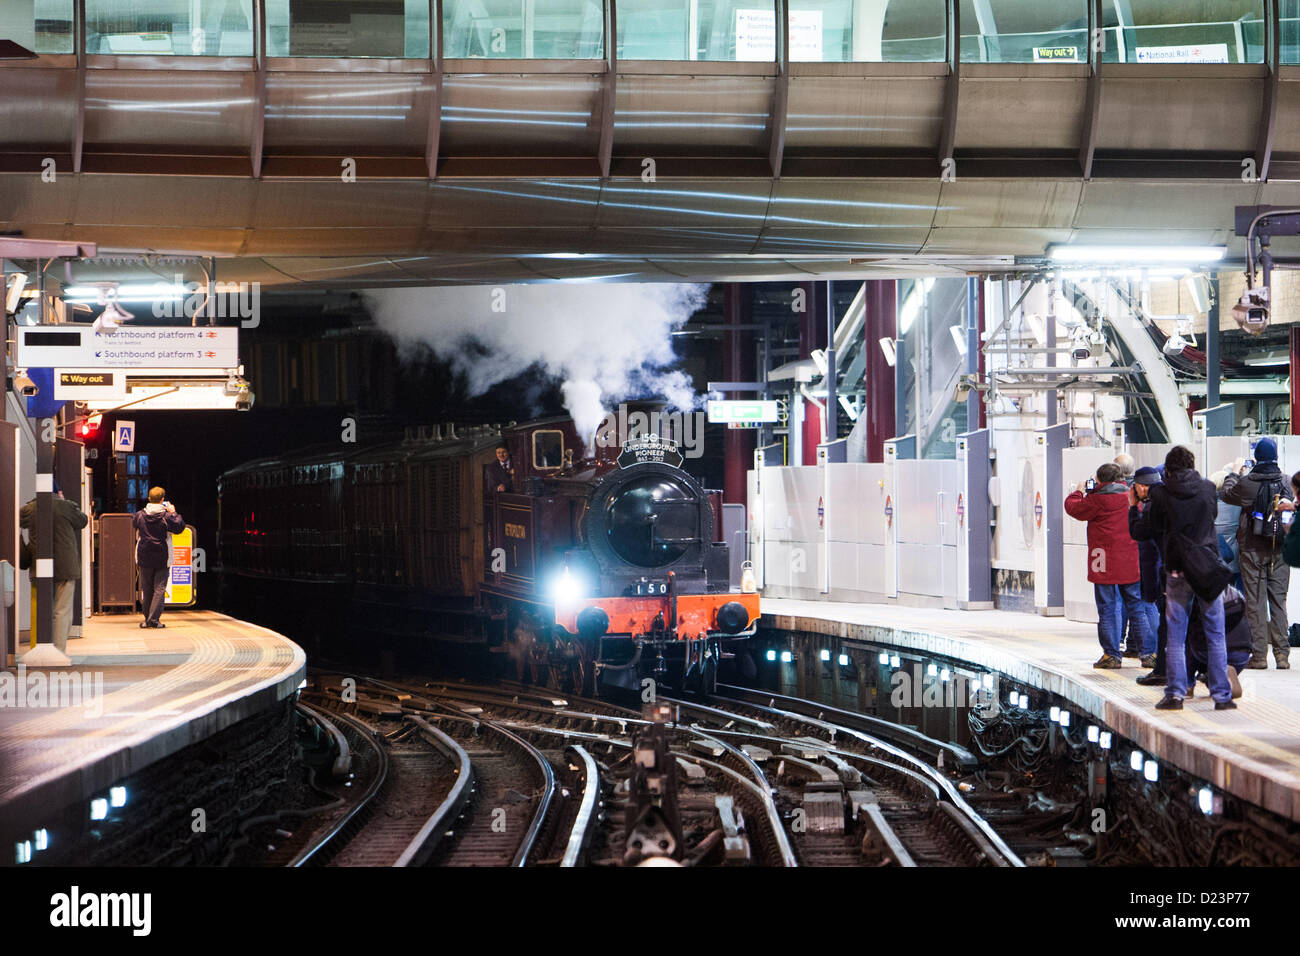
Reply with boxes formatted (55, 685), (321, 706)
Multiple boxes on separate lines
(218, 415), (758, 697)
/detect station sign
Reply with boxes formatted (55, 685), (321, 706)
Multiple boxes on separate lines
(707, 400), (780, 425)
(53, 370), (126, 400)
(1134, 43), (1228, 63)
(14, 325), (239, 370)
(1033, 46), (1079, 61)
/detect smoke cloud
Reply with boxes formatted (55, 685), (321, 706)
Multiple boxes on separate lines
(363, 284), (708, 442)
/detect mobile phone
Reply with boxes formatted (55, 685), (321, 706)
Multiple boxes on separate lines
(1084, 479), (1096, 491)
(1244, 459), (1256, 469)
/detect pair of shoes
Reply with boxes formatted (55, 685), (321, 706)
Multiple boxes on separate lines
(1276, 659), (1290, 670)
(138, 622), (148, 629)
(1139, 655), (1158, 669)
(1093, 655), (1122, 669)
(1135, 672), (1165, 686)
(1215, 700), (1238, 711)
(1227, 665), (1242, 699)
(1155, 696), (1183, 710)
(1246, 658), (1269, 670)
(146, 621), (165, 629)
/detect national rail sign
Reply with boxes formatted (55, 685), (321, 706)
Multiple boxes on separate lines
(707, 400), (780, 425)
(14, 325), (239, 370)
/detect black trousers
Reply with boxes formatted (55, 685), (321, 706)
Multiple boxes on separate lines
(140, 566), (168, 625)
(1153, 592), (1168, 675)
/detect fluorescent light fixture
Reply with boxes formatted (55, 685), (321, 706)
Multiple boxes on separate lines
(878, 337), (897, 367)
(1018, 694), (1028, 710)
(838, 653), (849, 666)
(34, 829), (48, 851)
(810, 349), (828, 377)
(1184, 273), (1212, 313)
(1144, 760), (1159, 782)
(940, 668), (950, 682)
(90, 798), (108, 821)
(1056, 267), (1191, 281)
(1048, 245), (1225, 264)
(780, 650), (793, 663)
(87, 383), (251, 412)
(1198, 787), (1214, 815)
(1130, 751), (1144, 771)
(926, 663), (938, 677)
(110, 786), (127, 808)
(1087, 725), (1100, 743)
(15, 841), (31, 864)
(1059, 711), (1071, 727)
(890, 655), (900, 668)
(1099, 731), (1112, 750)
(878, 652), (889, 664)
(1050, 706), (1060, 722)
(819, 649), (830, 662)
(766, 649), (777, 662)
(982, 674), (994, 689)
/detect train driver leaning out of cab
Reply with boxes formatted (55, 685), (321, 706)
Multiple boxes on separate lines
(488, 443), (514, 493)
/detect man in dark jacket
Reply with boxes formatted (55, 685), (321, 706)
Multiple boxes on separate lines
(1219, 437), (1292, 669)
(487, 444), (514, 493)
(133, 486), (185, 628)
(1065, 462), (1152, 668)
(19, 482), (88, 652)
(1129, 446), (1235, 710)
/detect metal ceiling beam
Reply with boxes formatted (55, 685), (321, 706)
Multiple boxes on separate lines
(251, 0), (265, 179)
(1255, 0), (1280, 182)
(597, 0), (616, 179)
(425, 0), (444, 179)
(72, 0), (85, 173)
(1078, 0), (1102, 178)
(938, 0), (960, 168)
(767, 0), (789, 179)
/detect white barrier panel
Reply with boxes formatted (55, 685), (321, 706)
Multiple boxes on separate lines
(895, 459), (960, 604)
(988, 421), (1039, 574)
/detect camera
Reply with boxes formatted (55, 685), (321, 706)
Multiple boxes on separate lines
(12, 370), (38, 397)
(1232, 288), (1270, 335)
(234, 384), (253, 412)
(1072, 343), (1091, 361)
(1085, 478), (1096, 491)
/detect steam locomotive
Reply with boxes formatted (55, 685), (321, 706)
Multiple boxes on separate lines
(217, 411), (758, 696)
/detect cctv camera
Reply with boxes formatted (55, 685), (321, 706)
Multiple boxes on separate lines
(1233, 288), (1269, 335)
(954, 380), (972, 403)
(12, 370), (38, 397)
(1072, 344), (1091, 361)
(234, 385), (253, 411)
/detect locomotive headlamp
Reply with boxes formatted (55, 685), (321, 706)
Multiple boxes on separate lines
(576, 605), (610, 638)
(550, 567), (587, 606)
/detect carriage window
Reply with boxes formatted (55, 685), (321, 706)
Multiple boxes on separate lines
(532, 430), (565, 470)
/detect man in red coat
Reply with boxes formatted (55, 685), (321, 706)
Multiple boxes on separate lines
(1065, 462), (1151, 669)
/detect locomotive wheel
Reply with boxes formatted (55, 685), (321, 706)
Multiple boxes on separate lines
(543, 630), (596, 699)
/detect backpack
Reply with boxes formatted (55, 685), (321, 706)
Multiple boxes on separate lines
(1250, 476), (1288, 546)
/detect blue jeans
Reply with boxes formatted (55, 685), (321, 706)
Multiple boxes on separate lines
(1165, 572), (1231, 703)
(1096, 582), (1150, 658)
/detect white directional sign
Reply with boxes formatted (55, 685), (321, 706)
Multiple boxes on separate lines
(15, 326), (239, 370)
(707, 400), (780, 425)
(113, 420), (136, 452)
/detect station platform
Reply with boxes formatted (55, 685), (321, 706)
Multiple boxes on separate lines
(763, 598), (1300, 822)
(0, 610), (305, 832)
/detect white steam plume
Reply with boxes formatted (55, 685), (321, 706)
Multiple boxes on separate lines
(363, 284), (707, 442)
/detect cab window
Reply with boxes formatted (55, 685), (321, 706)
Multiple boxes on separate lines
(532, 430), (565, 470)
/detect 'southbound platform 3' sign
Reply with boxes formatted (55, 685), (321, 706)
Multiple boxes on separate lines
(618, 435), (684, 469)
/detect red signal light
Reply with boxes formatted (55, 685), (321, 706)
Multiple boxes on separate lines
(79, 414), (102, 439)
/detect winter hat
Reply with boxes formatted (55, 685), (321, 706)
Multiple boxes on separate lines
(1133, 466), (1162, 486)
(1254, 437), (1278, 462)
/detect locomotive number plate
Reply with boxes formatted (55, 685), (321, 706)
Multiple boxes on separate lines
(633, 581), (668, 596)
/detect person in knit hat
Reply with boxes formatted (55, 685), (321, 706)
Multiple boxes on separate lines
(1220, 437), (1292, 669)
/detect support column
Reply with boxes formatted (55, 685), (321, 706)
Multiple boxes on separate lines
(1291, 325), (1300, 434)
(723, 283), (755, 505)
(1207, 278), (1221, 409)
(25, 413), (68, 666)
(863, 280), (896, 463)
(799, 284), (826, 465)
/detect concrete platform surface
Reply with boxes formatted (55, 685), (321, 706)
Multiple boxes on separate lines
(763, 598), (1300, 822)
(0, 610), (305, 828)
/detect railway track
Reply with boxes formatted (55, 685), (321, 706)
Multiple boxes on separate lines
(282, 673), (1016, 867)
